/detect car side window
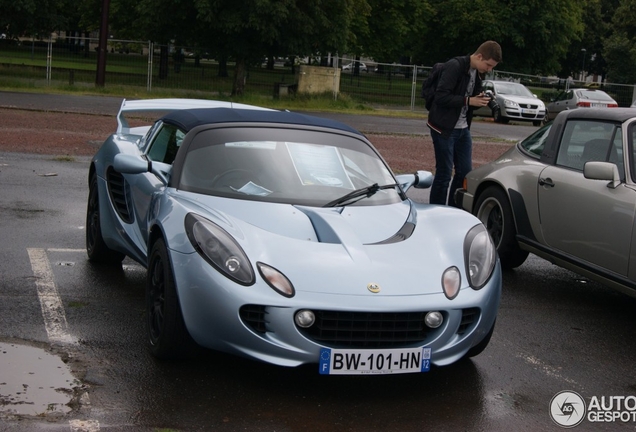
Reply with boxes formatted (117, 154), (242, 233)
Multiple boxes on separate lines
(147, 123), (186, 165)
(556, 120), (624, 179)
(519, 123), (551, 158)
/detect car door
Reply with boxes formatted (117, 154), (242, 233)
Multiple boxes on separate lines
(537, 119), (635, 275)
(125, 122), (186, 257)
(549, 90), (574, 118)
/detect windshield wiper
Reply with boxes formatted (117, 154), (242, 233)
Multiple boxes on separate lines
(323, 183), (398, 208)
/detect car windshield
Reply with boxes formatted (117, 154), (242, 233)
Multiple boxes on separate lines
(177, 127), (400, 207)
(494, 82), (534, 97)
(576, 90), (615, 102)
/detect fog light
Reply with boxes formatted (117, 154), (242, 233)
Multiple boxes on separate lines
(425, 311), (443, 328)
(295, 310), (315, 328)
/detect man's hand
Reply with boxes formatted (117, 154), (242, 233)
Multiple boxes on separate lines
(469, 93), (491, 107)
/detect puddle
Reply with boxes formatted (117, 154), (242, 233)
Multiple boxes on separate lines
(0, 342), (85, 418)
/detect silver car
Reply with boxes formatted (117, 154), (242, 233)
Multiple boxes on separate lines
(455, 108), (636, 297)
(86, 98), (501, 373)
(546, 88), (618, 121)
(473, 80), (546, 126)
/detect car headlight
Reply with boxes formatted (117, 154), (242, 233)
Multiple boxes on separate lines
(504, 99), (519, 108)
(464, 224), (497, 289)
(185, 213), (255, 285)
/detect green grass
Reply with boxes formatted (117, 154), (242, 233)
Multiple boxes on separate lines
(0, 43), (430, 117)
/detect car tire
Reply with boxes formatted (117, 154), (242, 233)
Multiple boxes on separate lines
(492, 108), (509, 124)
(146, 238), (199, 360)
(464, 319), (495, 358)
(86, 174), (126, 264)
(474, 186), (528, 269)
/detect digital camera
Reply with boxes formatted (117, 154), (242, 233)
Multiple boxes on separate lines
(484, 90), (499, 111)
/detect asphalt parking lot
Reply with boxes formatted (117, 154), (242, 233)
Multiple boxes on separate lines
(1, 93), (635, 431)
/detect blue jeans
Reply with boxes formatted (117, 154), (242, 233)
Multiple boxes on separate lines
(429, 128), (472, 206)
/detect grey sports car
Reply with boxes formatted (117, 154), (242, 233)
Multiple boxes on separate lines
(456, 108), (636, 297)
(86, 98), (501, 374)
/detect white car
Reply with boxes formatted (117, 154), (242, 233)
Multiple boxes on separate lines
(474, 80), (546, 126)
(342, 62), (368, 73)
(546, 88), (618, 121)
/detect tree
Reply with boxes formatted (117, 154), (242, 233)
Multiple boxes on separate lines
(194, 0), (357, 96)
(360, 0), (430, 64)
(604, 0), (636, 83)
(557, 0), (614, 81)
(416, 0), (584, 75)
(0, 0), (69, 39)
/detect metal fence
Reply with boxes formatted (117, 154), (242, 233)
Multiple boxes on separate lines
(2, 36), (636, 110)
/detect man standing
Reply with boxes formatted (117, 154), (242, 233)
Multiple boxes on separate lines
(426, 41), (502, 206)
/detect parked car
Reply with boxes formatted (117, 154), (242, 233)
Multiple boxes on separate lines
(342, 62), (368, 72)
(455, 108), (636, 297)
(545, 88), (618, 121)
(473, 80), (546, 126)
(86, 98), (501, 374)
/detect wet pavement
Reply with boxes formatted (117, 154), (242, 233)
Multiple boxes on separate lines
(0, 94), (635, 431)
(0, 342), (82, 417)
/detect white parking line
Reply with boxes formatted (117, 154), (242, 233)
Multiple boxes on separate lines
(27, 248), (76, 345)
(48, 248), (85, 253)
(27, 248), (101, 431)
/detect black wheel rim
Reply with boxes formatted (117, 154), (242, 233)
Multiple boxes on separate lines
(485, 205), (503, 247)
(148, 254), (166, 345)
(479, 199), (503, 248)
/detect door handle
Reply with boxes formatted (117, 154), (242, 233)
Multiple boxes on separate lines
(538, 177), (555, 187)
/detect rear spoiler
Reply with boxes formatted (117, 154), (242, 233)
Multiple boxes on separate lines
(116, 98), (272, 134)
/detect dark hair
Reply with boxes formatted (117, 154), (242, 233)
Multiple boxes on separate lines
(475, 41), (502, 63)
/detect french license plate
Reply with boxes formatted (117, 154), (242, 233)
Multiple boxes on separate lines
(522, 109), (536, 115)
(591, 103), (606, 108)
(319, 347), (431, 375)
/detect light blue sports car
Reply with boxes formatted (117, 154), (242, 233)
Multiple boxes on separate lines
(86, 98), (501, 375)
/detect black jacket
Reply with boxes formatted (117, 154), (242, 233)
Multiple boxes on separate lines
(426, 55), (483, 136)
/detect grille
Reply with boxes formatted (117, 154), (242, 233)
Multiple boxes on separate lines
(106, 168), (133, 224)
(519, 103), (539, 109)
(297, 310), (440, 349)
(240, 304), (268, 333)
(457, 308), (479, 335)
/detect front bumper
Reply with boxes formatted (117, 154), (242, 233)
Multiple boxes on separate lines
(502, 105), (546, 122)
(454, 188), (474, 212)
(170, 250), (502, 369)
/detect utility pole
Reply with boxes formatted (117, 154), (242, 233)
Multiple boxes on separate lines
(95, 0), (110, 87)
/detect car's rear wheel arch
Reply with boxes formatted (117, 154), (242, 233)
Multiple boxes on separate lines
(86, 171), (126, 264)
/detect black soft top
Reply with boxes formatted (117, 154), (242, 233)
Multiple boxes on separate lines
(161, 107), (363, 135)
